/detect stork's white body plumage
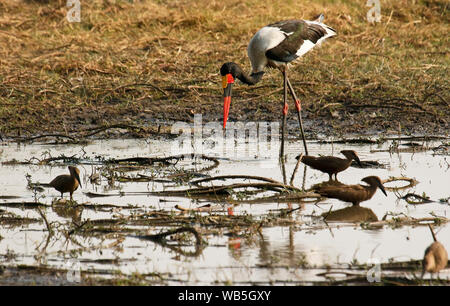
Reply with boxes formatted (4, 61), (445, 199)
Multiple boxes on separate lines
(247, 19), (337, 73)
(247, 27), (286, 73)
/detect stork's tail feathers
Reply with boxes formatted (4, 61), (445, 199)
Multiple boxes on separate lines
(314, 13), (324, 23)
(324, 25), (337, 37)
(312, 13), (337, 37)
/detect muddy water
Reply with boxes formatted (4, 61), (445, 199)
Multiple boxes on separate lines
(0, 137), (449, 285)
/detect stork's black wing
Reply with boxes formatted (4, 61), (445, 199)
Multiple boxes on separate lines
(265, 20), (329, 63)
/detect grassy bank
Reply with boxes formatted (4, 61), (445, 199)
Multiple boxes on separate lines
(0, 0), (448, 138)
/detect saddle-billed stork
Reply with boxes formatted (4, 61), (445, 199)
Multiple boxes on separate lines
(220, 14), (336, 158)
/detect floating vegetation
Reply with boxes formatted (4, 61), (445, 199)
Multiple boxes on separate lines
(316, 138), (378, 144)
(401, 193), (434, 205)
(382, 177), (418, 191)
(351, 160), (386, 169)
(0, 216), (42, 227)
(13, 124), (167, 145)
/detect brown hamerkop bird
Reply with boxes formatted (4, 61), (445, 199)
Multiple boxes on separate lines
(422, 224), (448, 277)
(314, 176), (387, 206)
(48, 166), (82, 200)
(297, 150), (362, 180)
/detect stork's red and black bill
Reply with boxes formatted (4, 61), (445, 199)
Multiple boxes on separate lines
(222, 73), (234, 128)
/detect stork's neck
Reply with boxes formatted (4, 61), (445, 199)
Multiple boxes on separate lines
(239, 70), (265, 85)
(223, 62), (264, 85)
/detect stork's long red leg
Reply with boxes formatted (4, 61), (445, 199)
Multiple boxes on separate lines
(286, 78), (308, 155)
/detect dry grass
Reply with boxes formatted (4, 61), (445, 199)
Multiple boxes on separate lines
(0, 0), (448, 137)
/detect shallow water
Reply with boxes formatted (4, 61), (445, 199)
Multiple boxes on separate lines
(0, 136), (449, 285)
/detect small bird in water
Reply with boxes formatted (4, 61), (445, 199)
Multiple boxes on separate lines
(48, 166), (82, 200)
(313, 176), (387, 206)
(297, 150), (362, 180)
(422, 224), (448, 278)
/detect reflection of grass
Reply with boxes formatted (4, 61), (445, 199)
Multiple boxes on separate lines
(0, 0), (448, 137)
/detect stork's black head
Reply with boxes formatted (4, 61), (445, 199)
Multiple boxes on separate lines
(220, 62), (264, 128)
(220, 62), (242, 78)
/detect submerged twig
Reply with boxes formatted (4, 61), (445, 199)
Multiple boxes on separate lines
(190, 175), (280, 186)
(175, 204), (225, 213)
(134, 226), (204, 257)
(401, 193), (434, 205)
(137, 226), (202, 245)
(85, 182), (303, 198)
(107, 154), (220, 173)
(17, 134), (78, 143)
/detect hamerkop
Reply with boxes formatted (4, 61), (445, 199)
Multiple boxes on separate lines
(314, 176), (387, 205)
(49, 166), (82, 200)
(422, 224), (448, 277)
(296, 150), (362, 180)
